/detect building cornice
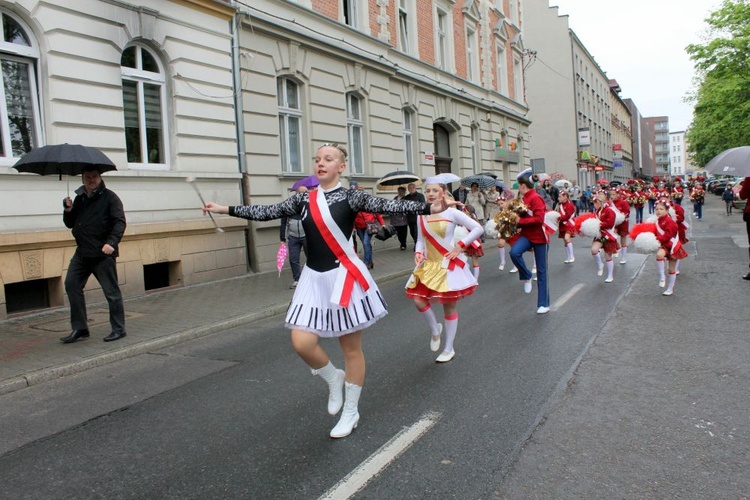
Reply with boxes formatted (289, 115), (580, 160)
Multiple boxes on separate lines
(169, 0), (235, 19)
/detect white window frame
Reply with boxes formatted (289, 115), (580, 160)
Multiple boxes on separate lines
(341, 0), (369, 33)
(0, 10), (43, 166)
(470, 126), (480, 174)
(466, 26), (478, 83)
(121, 44), (170, 171)
(398, 0), (418, 56)
(496, 42), (507, 96)
(434, 5), (454, 72)
(509, 0), (519, 26)
(346, 92), (365, 175)
(402, 108), (414, 172)
(278, 77), (304, 174)
(513, 55), (523, 103)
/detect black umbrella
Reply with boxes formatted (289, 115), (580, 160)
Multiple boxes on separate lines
(13, 144), (117, 180)
(460, 174), (496, 189)
(704, 146), (750, 177)
(376, 170), (422, 190)
(478, 171), (498, 179)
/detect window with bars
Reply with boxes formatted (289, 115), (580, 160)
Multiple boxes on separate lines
(121, 45), (168, 169)
(0, 11), (41, 162)
(347, 93), (364, 174)
(278, 77), (303, 173)
(402, 108), (414, 172)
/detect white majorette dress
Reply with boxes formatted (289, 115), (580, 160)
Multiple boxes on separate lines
(229, 183), (431, 337)
(405, 209), (483, 303)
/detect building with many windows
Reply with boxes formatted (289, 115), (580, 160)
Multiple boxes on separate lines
(669, 130), (695, 177)
(0, 0), (244, 318)
(521, 1), (613, 187)
(608, 79), (632, 183)
(0, 0), (531, 318)
(646, 116), (670, 178)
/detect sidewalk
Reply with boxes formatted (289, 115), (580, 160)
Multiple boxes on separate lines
(0, 245), (418, 396)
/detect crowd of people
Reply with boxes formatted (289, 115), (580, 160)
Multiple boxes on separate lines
(52, 137), (750, 444)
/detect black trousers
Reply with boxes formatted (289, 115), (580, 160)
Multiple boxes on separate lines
(407, 219), (419, 248)
(65, 253), (125, 334)
(394, 225), (408, 248)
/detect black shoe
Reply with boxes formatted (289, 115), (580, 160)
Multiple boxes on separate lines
(400, 246), (406, 251)
(743, 272), (750, 281)
(103, 331), (127, 342)
(60, 329), (90, 343)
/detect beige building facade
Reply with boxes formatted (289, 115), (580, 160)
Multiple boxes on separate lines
(0, 0), (246, 319)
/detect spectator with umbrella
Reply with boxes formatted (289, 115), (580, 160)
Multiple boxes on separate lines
(13, 144), (127, 344)
(462, 174), (494, 231)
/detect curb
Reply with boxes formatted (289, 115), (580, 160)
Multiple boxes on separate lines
(0, 267), (414, 397)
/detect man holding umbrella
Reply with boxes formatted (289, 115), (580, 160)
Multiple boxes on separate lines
(61, 166), (127, 343)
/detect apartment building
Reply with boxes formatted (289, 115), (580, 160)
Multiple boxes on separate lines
(0, 0), (530, 318)
(609, 79), (633, 183)
(235, 0), (530, 268)
(668, 130), (695, 177)
(521, 0), (612, 187)
(0, 0), (244, 318)
(645, 116), (670, 178)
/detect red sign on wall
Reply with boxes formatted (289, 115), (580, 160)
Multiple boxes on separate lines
(612, 144), (622, 151)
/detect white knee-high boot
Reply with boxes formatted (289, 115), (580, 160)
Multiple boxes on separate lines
(605, 259), (614, 282)
(566, 242), (575, 263)
(594, 252), (603, 275)
(312, 361), (345, 415)
(663, 272), (677, 295)
(498, 245), (506, 269)
(619, 245), (628, 264)
(674, 259), (681, 274)
(473, 266), (480, 279)
(657, 258), (666, 286)
(330, 382), (361, 438)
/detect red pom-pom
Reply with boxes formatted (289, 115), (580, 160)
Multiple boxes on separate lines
(629, 222), (657, 240)
(573, 212), (597, 234)
(627, 179), (635, 185)
(653, 176), (660, 183)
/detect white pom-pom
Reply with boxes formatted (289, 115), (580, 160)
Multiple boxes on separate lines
(668, 207), (676, 220)
(645, 215), (658, 224)
(633, 232), (660, 253)
(453, 225), (469, 245)
(545, 210), (561, 227)
(580, 217), (601, 238)
(614, 207), (626, 225)
(484, 219), (499, 239)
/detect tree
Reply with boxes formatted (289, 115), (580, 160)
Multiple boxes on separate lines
(685, 0), (750, 167)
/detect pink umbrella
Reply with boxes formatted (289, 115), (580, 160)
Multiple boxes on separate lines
(276, 242), (288, 277)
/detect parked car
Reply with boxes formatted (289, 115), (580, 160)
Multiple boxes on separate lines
(712, 180), (729, 195)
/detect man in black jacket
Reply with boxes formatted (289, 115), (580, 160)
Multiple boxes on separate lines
(403, 182), (425, 250)
(60, 166), (127, 343)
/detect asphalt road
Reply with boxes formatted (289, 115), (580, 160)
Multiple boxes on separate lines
(1, 245), (647, 499)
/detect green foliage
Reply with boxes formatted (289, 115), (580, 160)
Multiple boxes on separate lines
(685, 0), (750, 166)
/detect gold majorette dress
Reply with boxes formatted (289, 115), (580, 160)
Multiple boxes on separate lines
(405, 209), (483, 303)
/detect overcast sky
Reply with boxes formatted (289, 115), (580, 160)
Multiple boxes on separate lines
(546, 0), (723, 132)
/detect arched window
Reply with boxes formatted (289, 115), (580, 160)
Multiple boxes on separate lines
(278, 76), (303, 173)
(121, 44), (169, 169)
(346, 93), (364, 174)
(0, 10), (41, 162)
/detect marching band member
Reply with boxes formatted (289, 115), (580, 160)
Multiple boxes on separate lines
(557, 189), (577, 263)
(406, 176), (484, 363)
(631, 181), (647, 224)
(610, 187), (631, 265)
(690, 181), (706, 220)
(654, 199), (688, 295)
(671, 177), (685, 205)
(590, 191), (620, 283)
(203, 143), (453, 438)
(510, 169), (551, 314)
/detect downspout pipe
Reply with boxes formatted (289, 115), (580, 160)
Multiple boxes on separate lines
(230, 7), (259, 272)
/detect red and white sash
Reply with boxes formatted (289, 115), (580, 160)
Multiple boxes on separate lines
(655, 218), (683, 256)
(419, 216), (467, 270)
(599, 206), (619, 243)
(308, 188), (373, 307)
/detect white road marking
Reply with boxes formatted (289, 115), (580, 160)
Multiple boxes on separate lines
(550, 283), (584, 312)
(319, 411), (441, 500)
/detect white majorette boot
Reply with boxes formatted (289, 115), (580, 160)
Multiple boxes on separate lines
(330, 382), (361, 438)
(312, 362), (345, 415)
